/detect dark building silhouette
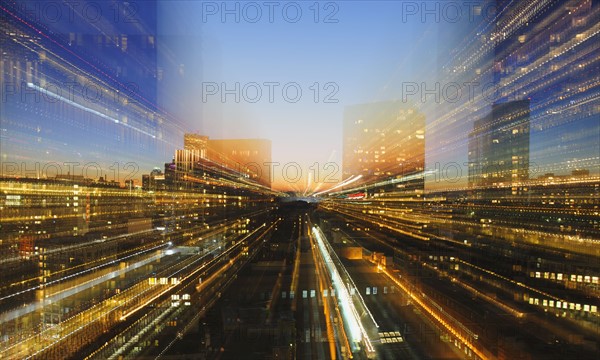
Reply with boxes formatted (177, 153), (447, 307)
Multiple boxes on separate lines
(468, 99), (530, 188)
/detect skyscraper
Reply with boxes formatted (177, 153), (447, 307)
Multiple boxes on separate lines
(468, 99), (530, 188)
(0, 0), (175, 175)
(343, 101), (425, 181)
(184, 133), (209, 157)
(176, 134), (272, 188)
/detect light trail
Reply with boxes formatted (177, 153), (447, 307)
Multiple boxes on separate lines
(1, 220), (269, 358)
(380, 267), (491, 360)
(120, 222), (271, 321)
(311, 224), (379, 330)
(0, 250), (163, 323)
(109, 306), (178, 360)
(307, 218), (344, 359)
(0, 242), (169, 302)
(311, 225), (376, 357)
(311, 175), (363, 197)
(328, 171), (434, 197)
(290, 219), (302, 312)
(26, 82), (158, 139)
(87, 222), (276, 359)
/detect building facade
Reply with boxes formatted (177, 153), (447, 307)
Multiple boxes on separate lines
(468, 99), (531, 189)
(178, 134), (272, 188)
(343, 101), (425, 181)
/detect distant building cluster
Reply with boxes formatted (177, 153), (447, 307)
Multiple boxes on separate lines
(183, 134), (272, 187)
(141, 133), (273, 191)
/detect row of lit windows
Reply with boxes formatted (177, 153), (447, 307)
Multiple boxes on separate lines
(148, 277), (180, 285)
(170, 294), (191, 301)
(528, 297), (598, 313)
(280, 286), (398, 300)
(530, 271), (599, 284)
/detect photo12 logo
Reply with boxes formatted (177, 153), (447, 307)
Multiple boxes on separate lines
(239, 161), (340, 184)
(272, 162), (340, 184)
(401, 81), (523, 104)
(201, 1), (340, 23)
(428, 161), (540, 183)
(15, 1), (140, 24)
(400, 1), (498, 23)
(1, 80), (140, 106)
(1, 161), (140, 183)
(202, 82), (339, 104)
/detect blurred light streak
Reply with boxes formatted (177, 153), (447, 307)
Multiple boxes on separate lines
(312, 225), (376, 355)
(26, 82), (158, 139)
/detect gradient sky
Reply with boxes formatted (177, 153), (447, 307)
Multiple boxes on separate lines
(160, 1), (441, 188)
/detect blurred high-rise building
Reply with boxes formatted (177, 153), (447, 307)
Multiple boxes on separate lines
(486, 0), (599, 178)
(468, 99), (531, 189)
(343, 101), (425, 181)
(175, 134), (272, 188)
(0, 1), (178, 175)
(432, 0), (599, 192)
(184, 133), (209, 157)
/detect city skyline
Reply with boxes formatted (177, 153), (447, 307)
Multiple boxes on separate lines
(2, 1), (598, 193)
(0, 1), (599, 359)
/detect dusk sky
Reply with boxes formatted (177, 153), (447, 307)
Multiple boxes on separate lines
(158, 1), (441, 188)
(158, 1), (599, 190)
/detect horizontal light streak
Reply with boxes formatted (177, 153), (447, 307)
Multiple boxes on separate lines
(26, 82), (158, 139)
